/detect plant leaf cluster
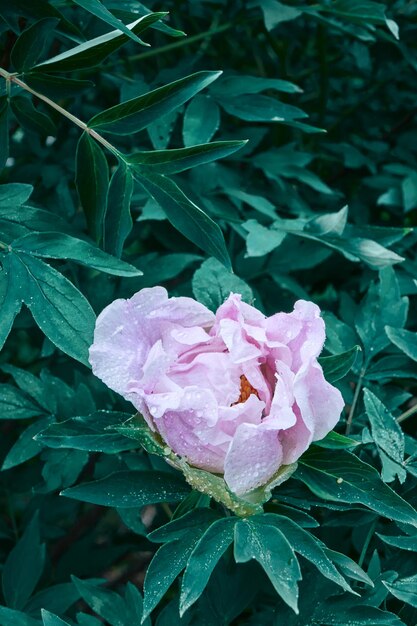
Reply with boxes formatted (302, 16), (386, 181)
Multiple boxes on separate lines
(1, 1), (417, 625)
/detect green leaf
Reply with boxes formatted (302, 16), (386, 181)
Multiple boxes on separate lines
(133, 171), (231, 269)
(0, 253), (24, 350)
(144, 510), (220, 619)
(104, 161), (133, 258)
(10, 18), (58, 71)
(27, 582), (81, 616)
(12, 232), (141, 276)
(243, 220), (287, 257)
(89, 71), (222, 135)
(72, 0), (149, 45)
(319, 346), (360, 382)
(377, 533), (417, 551)
(36, 413), (138, 453)
(217, 94), (307, 123)
(180, 517), (236, 614)
(0, 183), (33, 208)
(0, 384), (44, 420)
(384, 574), (417, 608)
(12, 252), (95, 366)
(356, 267), (408, 359)
(2, 416), (52, 470)
(71, 578), (126, 626)
(0, 96), (9, 170)
(62, 470), (190, 507)
(315, 431), (359, 450)
(75, 133), (109, 243)
(257, 514), (356, 593)
(42, 610), (70, 626)
(211, 74), (302, 96)
(143, 540), (195, 619)
(192, 257), (253, 311)
(35, 13), (166, 72)
(364, 388), (406, 483)
(234, 518), (301, 612)
(257, 0), (302, 30)
(2, 513), (45, 609)
(128, 141), (246, 175)
(11, 96), (56, 137)
(386, 326), (417, 362)
(296, 447), (417, 527)
(183, 95), (220, 146)
(0, 606), (40, 626)
(25, 73), (94, 99)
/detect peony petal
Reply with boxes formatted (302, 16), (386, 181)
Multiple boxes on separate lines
(279, 408), (313, 464)
(293, 361), (344, 441)
(288, 300), (325, 371)
(89, 297), (151, 402)
(224, 422), (283, 495)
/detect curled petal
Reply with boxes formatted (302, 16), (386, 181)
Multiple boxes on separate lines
(224, 422), (283, 495)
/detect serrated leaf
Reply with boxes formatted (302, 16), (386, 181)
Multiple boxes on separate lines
(104, 161), (133, 257)
(296, 447), (417, 527)
(234, 518), (301, 612)
(11, 18), (58, 71)
(2, 513), (45, 609)
(89, 71), (222, 135)
(35, 14), (165, 72)
(75, 133), (109, 243)
(319, 345), (360, 382)
(12, 232), (141, 276)
(61, 470), (190, 507)
(192, 257), (253, 311)
(133, 171), (231, 269)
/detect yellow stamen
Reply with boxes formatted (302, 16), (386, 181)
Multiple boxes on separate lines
(232, 375), (259, 405)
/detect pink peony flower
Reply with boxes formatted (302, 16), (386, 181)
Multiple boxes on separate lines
(89, 287), (344, 496)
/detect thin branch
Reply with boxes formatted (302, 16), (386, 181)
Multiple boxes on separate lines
(345, 366), (366, 435)
(397, 402), (417, 424)
(0, 67), (120, 158)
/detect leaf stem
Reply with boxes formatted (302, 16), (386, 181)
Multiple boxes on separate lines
(0, 67), (120, 158)
(358, 518), (377, 569)
(397, 402), (417, 424)
(122, 21), (233, 63)
(345, 366), (366, 435)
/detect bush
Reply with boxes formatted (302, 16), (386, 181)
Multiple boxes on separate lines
(1, 1), (417, 625)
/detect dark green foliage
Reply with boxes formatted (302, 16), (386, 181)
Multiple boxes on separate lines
(1, 1), (417, 625)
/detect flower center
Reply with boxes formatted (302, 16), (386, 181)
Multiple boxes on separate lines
(232, 375), (259, 405)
